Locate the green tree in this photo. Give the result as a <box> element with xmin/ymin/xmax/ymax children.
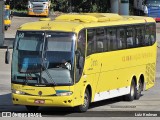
<box><xmin>52</xmin><ymin>0</ymin><xmax>110</xmax><ymax>13</ymax></box>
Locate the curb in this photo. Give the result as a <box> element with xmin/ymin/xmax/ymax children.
<box><xmin>0</xmin><ymin>46</ymin><xmax>8</xmax><ymax>49</ymax></box>
<box><xmin>0</xmin><ymin>46</ymin><xmax>13</xmax><ymax>49</ymax></box>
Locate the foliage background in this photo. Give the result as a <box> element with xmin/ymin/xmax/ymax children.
<box><xmin>8</xmin><ymin>0</ymin><xmax>133</xmax><ymax>14</ymax></box>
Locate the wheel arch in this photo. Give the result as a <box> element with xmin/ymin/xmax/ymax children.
<box><xmin>85</xmin><ymin>84</ymin><xmax>92</xmax><ymax>103</ymax></box>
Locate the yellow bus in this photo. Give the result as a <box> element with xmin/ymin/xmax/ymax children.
<box><xmin>28</xmin><ymin>0</ymin><xmax>50</xmax><ymax>17</ymax></box>
<box><xmin>4</xmin><ymin>5</ymin><xmax>12</xmax><ymax>30</ymax></box>
<box><xmin>5</xmin><ymin>13</ymin><xmax>157</xmax><ymax>112</ymax></box>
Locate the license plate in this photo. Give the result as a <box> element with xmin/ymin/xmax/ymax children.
<box><xmin>34</xmin><ymin>100</ymin><xmax>45</xmax><ymax>104</ymax></box>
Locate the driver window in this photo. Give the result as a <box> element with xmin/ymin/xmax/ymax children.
<box><xmin>77</xmin><ymin>30</ymin><xmax>86</xmax><ymax>57</ymax></box>
<box><xmin>75</xmin><ymin>30</ymin><xmax>86</xmax><ymax>83</ymax></box>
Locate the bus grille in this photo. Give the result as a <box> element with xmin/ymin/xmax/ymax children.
<box><xmin>33</xmin><ymin>4</ymin><xmax>44</xmax><ymax>13</ymax></box>
<box><xmin>148</xmin><ymin>6</ymin><xmax>160</xmax><ymax>18</ymax></box>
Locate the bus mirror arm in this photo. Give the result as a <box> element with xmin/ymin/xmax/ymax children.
<box><xmin>5</xmin><ymin>46</ymin><xmax>11</xmax><ymax>64</ymax></box>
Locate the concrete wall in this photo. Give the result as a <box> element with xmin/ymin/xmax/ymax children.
<box><xmin>0</xmin><ymin>0</ymin><xmax>4</xmax><ymax>46</ymax></box>
<box><xmin>119</xmin><ymin>0</ymin><xmax>129</xmax><ymax>15</ymax></box>
<box><xmin>110</xmin><ymin>0</ymin><xmax>119</xmax><ymax>13</ymax></box>
<box><xmin>110</xmin><ymin>0</ymin><xmax>129</xmax><ymax>15</ymax></box>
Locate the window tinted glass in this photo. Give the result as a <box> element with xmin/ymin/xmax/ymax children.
<box><xmin>135</xmin><ymin>26</ymin><xmax>144</xmax><ymax>47</ymax></box>
<box><xmin>76</xmin><ymin>30</ymin><xmax>86</xmax><ymax>83</ymax></box>
<box><xmin>117</xmin><ymin>28</ymin><xmax>126</xmax><ymax>49</ymax></box>
<box><xmin>78</xmin><ymin>30</ymin><xmax>86</xmax><ymax>57</ymax></box>
<box><xmin>150</xmin><ymin>24</ymin><xmax>156</xmax><ymax>45</ymax></box>
<box><xmin>96</xmin><ymin>28</ymin><xmax>105</xmax><ymax>53</ymax></box>
<box><xmin>127</xmin><ymin>28</ymin><xmax>135</xmax><ymax>48</ymax></box>
<box><xmin>86</xmin><ymin>23</ymin><xmax>156</xmax><ymax>56</ymax></box>
<box><xmin>145</xmin><ymin>24</ymin><xmax>156</xmax><ymax>45</ymax></box>
<box><xmin>87</xmin><ymin>29</ymin><xmax>96</xmax><ymax>56</ymax></box>
<box><xmin>107</xmin><ymin>28</ymin><xmax>117</xmax><ymax>51</ymax></box>
<box><xmin>145</xmin><ymin>25</ymin><xmax>151</xmax><ymax>46</ymax></box>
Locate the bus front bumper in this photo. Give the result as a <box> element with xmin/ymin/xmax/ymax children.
<box><xmin>4</xmin><ymin>20</ymin><xmax>11</xmax><ymax>26</ymax></box>
<box><xmin>28</xmin><ymin>10</ymin><xmax>48</xmax><ymax>16</ymax></box>
<box><xmin>12</xmin><ymin>93</ymin><xmax>74</xmax><ymax>107</ymax></box>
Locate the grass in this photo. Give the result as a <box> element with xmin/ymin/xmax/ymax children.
<box><xmin>12</xmin><ymin>9</ymin><xmax>27</xmax><ymax>14</ymax></box>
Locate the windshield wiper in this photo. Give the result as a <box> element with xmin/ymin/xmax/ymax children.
<box><xmin>41</xmin><ymin>63</ymin><xmax>57</xmax><ymax>86</ymax></box>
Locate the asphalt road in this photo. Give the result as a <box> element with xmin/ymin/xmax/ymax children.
<box><xmin>0</xmin><ymin>15</ymin><xmax>160</xmax><ymax>119</ymax></box>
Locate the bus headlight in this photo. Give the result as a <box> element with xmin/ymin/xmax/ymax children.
<box><xmin>12</xmin><ymin>89</ymin><xmax>25</xmax><ymax>95</ymax></box>
<box><xmin>56</xmin><ymin>91</ymin><xmax>73</xmax><ymax>96</ymax></box>
<box><xmin>45</xmin><ymin>5</ymin><xmax>48</xmax><ymax>9</ymax></box>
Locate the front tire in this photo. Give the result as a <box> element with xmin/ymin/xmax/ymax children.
<box><xmin>124</xmin><ymin>80</ymin><xmax>136</xmax><ymax>101</ymax></box>
<box><xmin>5</xmin><ymin>26</ymin><xmax>8</xmax><ymax>31</ymax></box>
<box><xmin>25</xmin><ymin>105</ymin><xmax>39</xmax><ymax>111</ymax></box>
<box><xmin>76</xmin><ymin>89</ymin><xmax>90</xmax><ymax>112</ymax></box>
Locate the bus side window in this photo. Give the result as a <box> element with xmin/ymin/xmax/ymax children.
<box><xmin>135</xmin><ymin>26</ymin><xmax>145</xmax><ymax>47</ymax></box>
<box><xmin>76</xmin><ymin>30</ymin><xmax>86</xmax><ymax>83</ymax></box>
<box><xmin>144</xmin><ymin>25</ymin><xmax>151</xmax><ymax>46</ymax></box>
<box><xmin>127</xmin><ymin>28</ymin><xmax>135</xmax><ymax>48</ymax></box>
<box><xmin>117</xmin><ymin>28</ymin><xmax>126</xmax><ymax>49</ymax></box>
<box><xmin>107</xmin><ymin>28</ymin><xmax>117</xmax><ymax>51</ymax></box>
<box><xmin>77</xmin><ymin>30</ymin><xmax>86</xmax><ymax>57</ymax></box>
<box><xmin>87</xmin><ymin>29</ymin><xmax>96</xmax><ymax>56</ymax></box>
<box><xmin>150</xmin><ymin>24</ymin><xmax>156</xmax><ymax>45</ymax></box>
<box><xmin>96</xmin><ymin>28</ymin><xmax>105</xmax><ymax>53</ymax></box>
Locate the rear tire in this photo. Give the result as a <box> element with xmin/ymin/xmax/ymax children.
<box><xmin>135</xmin><ymin>81</ymin><xmax>143</xmax><ymax>100</ymax></box>
<box><xmin>124</xmin><ymin>80</ymin><xmax>136</xmax><ymax>101</ymax></box>
<box><xmin>25</xmin><ymin>105</ymin><xmax>39</xmax><ymax>111</ymax></box>
<box><xmin>75</xmin><ymin>89</ymin><xmax>90</xmax><ymax>112</ymax></box>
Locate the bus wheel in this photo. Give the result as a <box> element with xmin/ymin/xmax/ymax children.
<box><xmin>5</xmin><ymin>26</ymin><xmax>8</xmax><ymax>31</ymax></box>
<box><xmin>135</xmin><ymin>81</ymin><xmax>143</xmax><ymax>100</ymax></box>
<box><xmin>76</xmin><ymin>89</ymin><xmax>90</xmax><ymax>112</ymax></box>
<box><xmin>124</xmin><ymin>80</ymin><xmax>136</xmax><ymax>101</ymax></box>
<box><xmin>25</xmin><ymin>105</ymin><xmax>39</xmax><ymax>111</ymax></box>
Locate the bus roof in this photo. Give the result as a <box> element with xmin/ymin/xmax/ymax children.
<box><xmin>5</xmin><ymin>5</ymin><xmax>10</xmax><ymax>10</ymax></box>
<box><xmin>18</xmin><ymin>13</ymin><xmax>155</xmax><ymax>32</ymax></box>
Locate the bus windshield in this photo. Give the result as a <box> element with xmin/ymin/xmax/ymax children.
<box><xmin>12</xmin><ymin>31</ymin><xmax>75</xmax><ymax>86</ymax></box>
<box><xmin>4</xmin><ymin>10</ymin><xmax>10</xmax><ymax>20</ymax></box>
<box><xmin>146</xmin><ymin>0</ymin><xmax>160</xmax><ymax>5</ymax></box>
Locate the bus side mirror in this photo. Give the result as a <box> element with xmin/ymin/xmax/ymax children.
<box><xmin>5</xmin><ymin>47</ymin><xmax>10</xmax><ymax>64</ymax></box>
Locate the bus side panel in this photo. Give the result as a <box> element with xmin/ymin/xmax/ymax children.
<box><xmin>89</xmin><ymin>45</ymin><xmax>156</xmax><ymax>102</ymax></box>
<box><xmin>93</xmin><ymin>51</ymin><xmax>131</xmax><ymax>102</ymax></box>
<box><xmin>94</xmin><ymin>66</ymin><xmax>147</xmax><ymax>102</ymax></box>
